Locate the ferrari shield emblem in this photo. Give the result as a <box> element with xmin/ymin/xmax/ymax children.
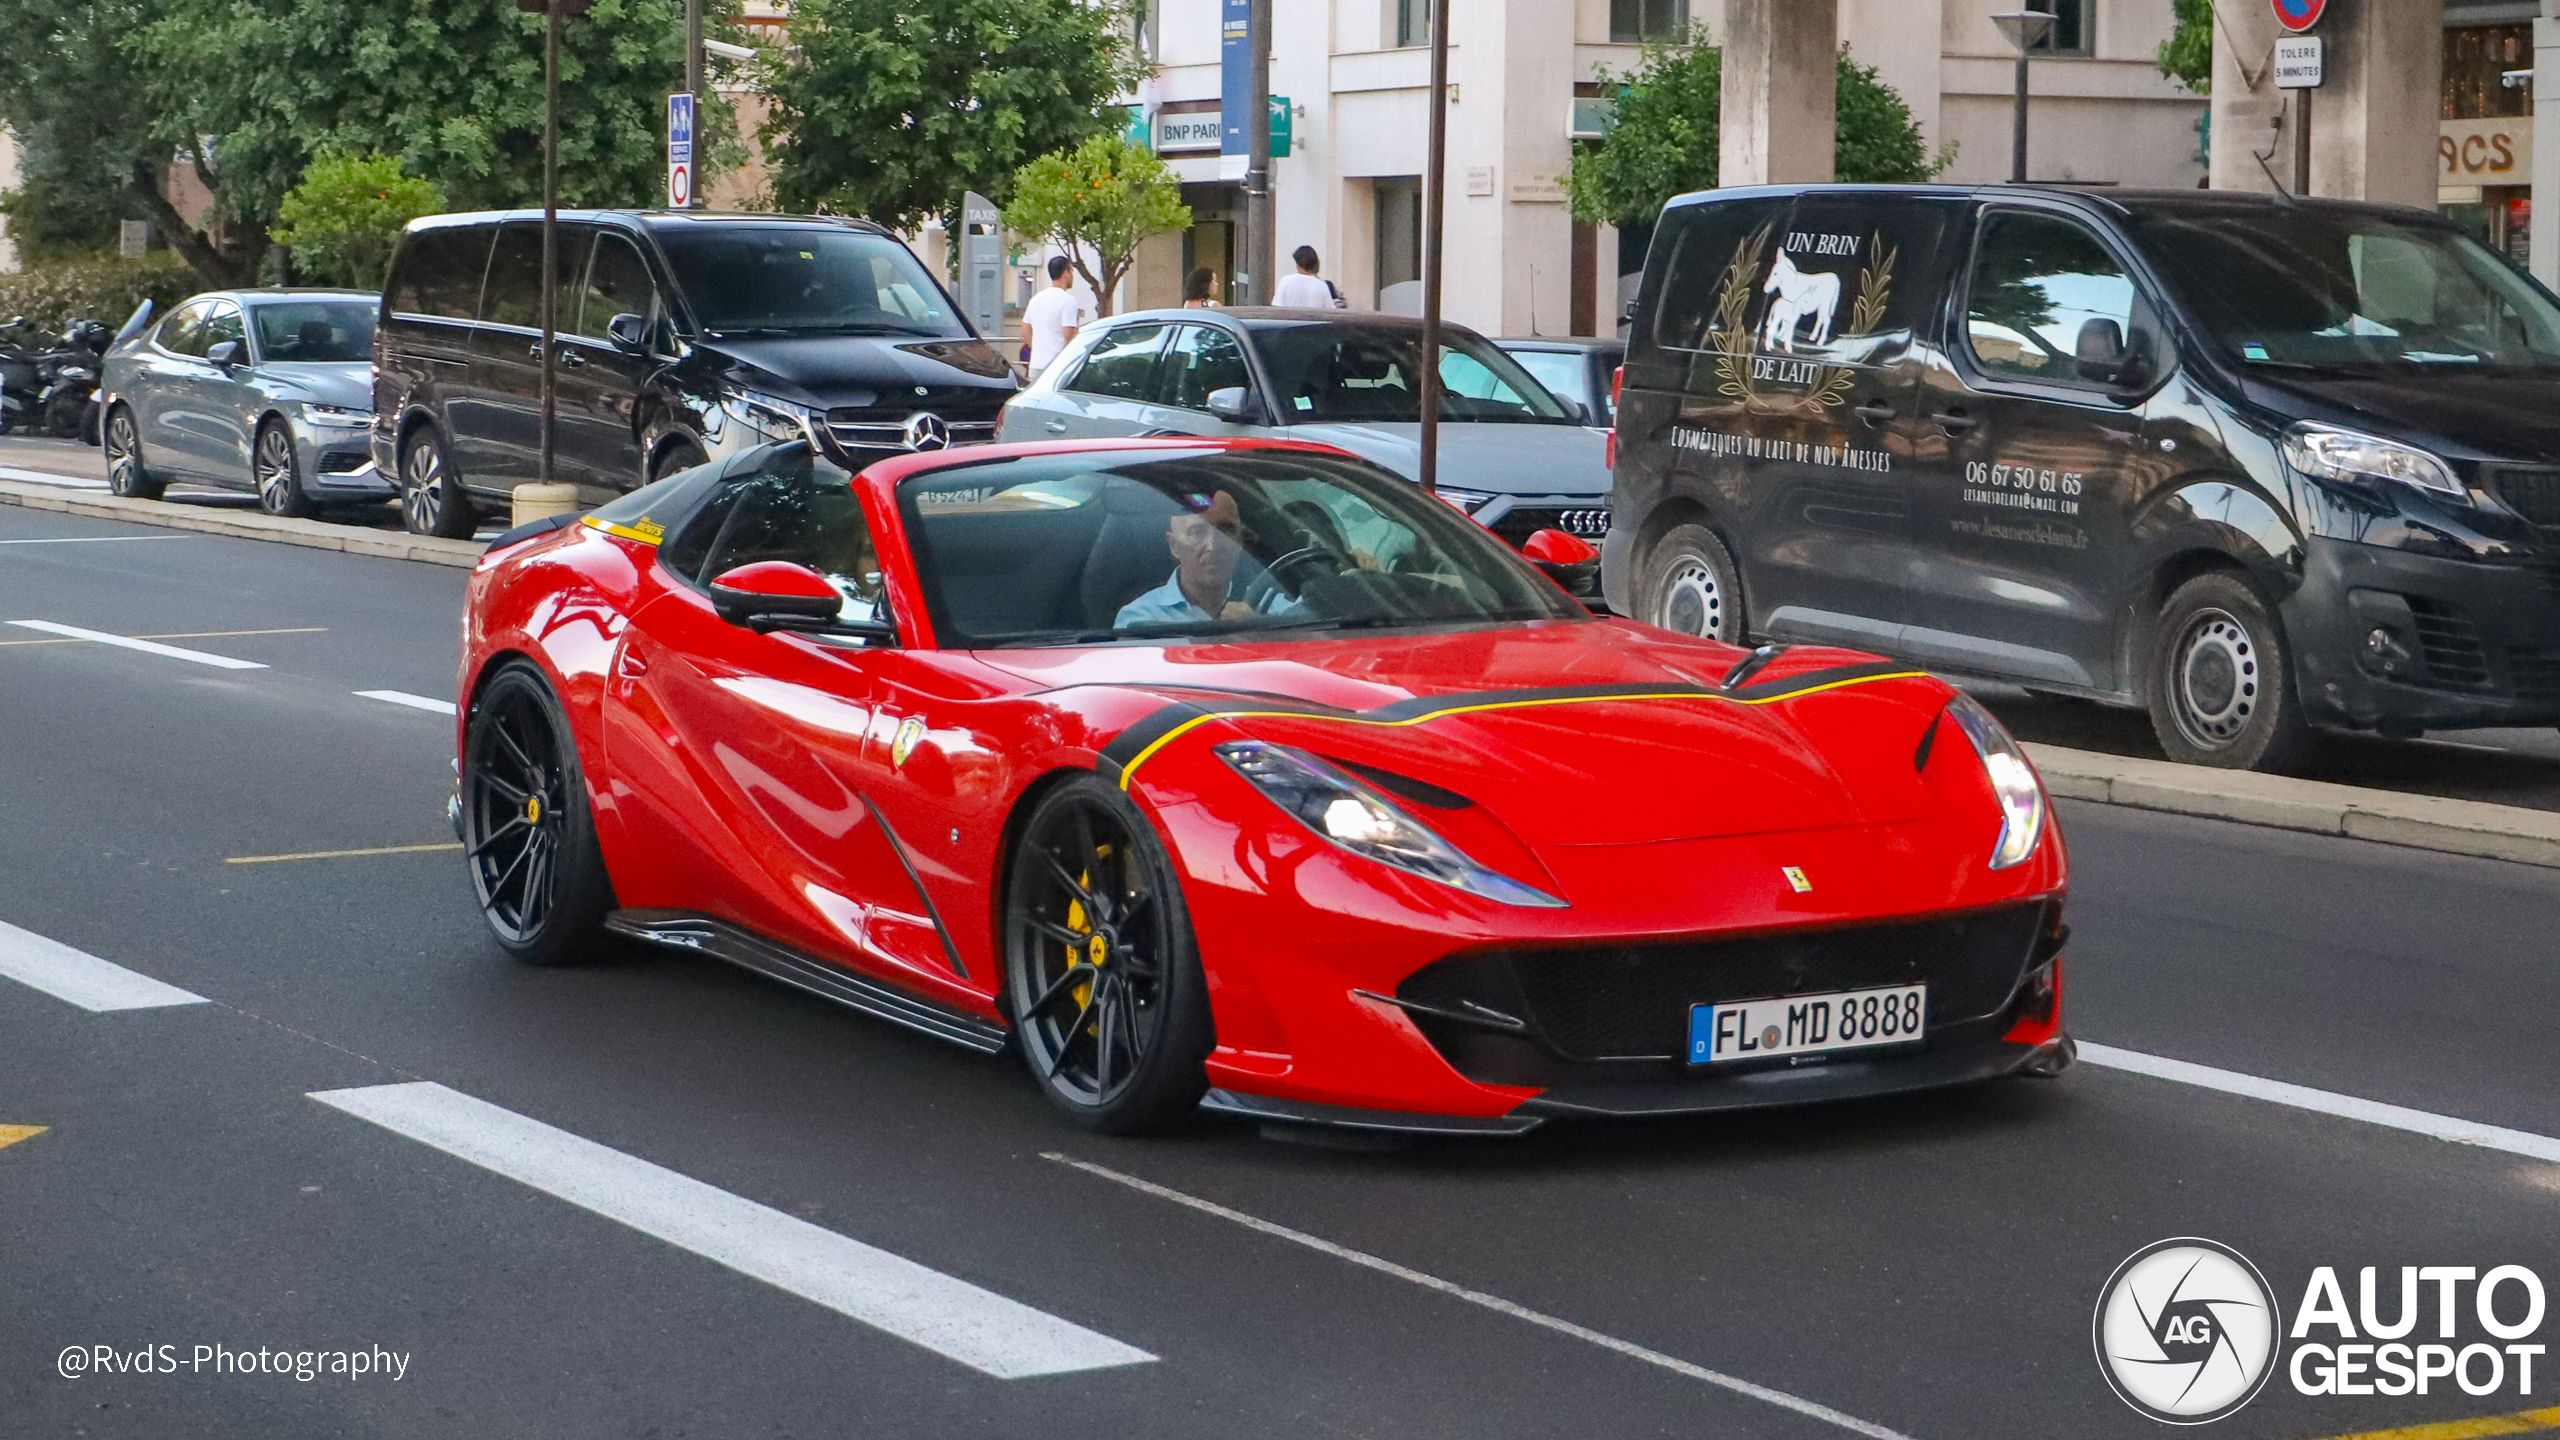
<box><xmin>1782</xmin><ymin>866</ymin><xmax>1812</xmax><ymax>893</ymax></box>
<box><xmin>890</xmin><ymin>716</ymin><xmax>927</xmax><ymax>769</ymax></box>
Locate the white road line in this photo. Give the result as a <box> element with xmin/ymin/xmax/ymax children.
<box><xmin>0</xmin><ymin>535</ymin><xmax>190</xmax><ymax>545</ymax></box>
<box><xmin>0</xmin><ymin>920</ymin><xmax>208</xmax><ymax>1012</ymax></box>
<box><xmin>1045</xmin><ymin>1153</ymin><xmax>1920</xmax><ymax>1440</ymax></box>
<box><xmin>354</xmin><ymin>690</ymin><xmax>457</xmax><ymax>716</ymax></box>
<box><xmin>0</xmin><ymin>466</ymin><xmax>107</xmax><ymax>489</ymax></box>
<box><xmin>2078</xmin><ymin>1042</ymin><xmax>2560</xmax><ymax>1165</ymax></box>
<box><xmin>311</xmin><ymin>1083</ymin><xmax>1155</xmax><ymax>1379</ymax></box>
<box><xmin>4</xmin><ymin>620</ymin><xmax>266</xmax><ymax>670</ymax></box>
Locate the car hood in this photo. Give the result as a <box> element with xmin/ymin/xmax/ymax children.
<box><xmin>1279</xmin><ymin>421</ymin><xmax>1611</xmax><ymax>498</ymax></box>
<box><xmin>2246</xmin><ymin>369</ymin><xmax>2560</xmax><ymax>463</ymax></box>
<box><xmin>259</xmin><ymin>361</ymin><xmax>373</xmax><ymax>409</ymax></box>
<box><xmin>984</xmin><ymin>620</ymin><xmax>1950</xmax><ymax>845</ymax></box>
<box><xmin>692</xmin><ymin>334</ymin><xmax>1018</xmax><ymax>413</ymax></box>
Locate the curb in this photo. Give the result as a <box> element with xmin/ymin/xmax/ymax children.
<box><xmin>0</xmin><ymin>479</ymin><xmax>482</xmax><ymax>569</ymax></box>
<box><xmin>2027</xmin><ymin>742</ymin><xmax>2560</xmax><ymax>871</ymax></box>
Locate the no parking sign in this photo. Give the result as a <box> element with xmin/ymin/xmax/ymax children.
<box><xmin>2272</xmin><ymin>0</ymin><xmax>2324</xmax><ymax>33</ymax></box>
<box><xmin>667</xmin><ymin>91</ymin><xmax>695</xmax><ymax>209</ymax></box>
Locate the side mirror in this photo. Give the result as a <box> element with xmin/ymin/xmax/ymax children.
<box><xmin>1558</xmin><ymin>398</ymin><xmax>1590</xmax><ymax>425</ymax></box>
<box><xmin>607</xmin><ymin>312</ymin><xmax>649</xmax><ymax>354</ymax></box>
<box><xmin>206</xmin><ymin>340</ymin><xmax>244</xmax><ymax>369</ymax></box>
<box><xmin>2073</xmin><ymin>318</ymin><xmax>2128</xmax><ymax>384</ymax></box>
<box><xmin>1205</xmin><ymin>386</ymin><xmax>1260</xmax><ymax>425</ymax></box>
<box><xmin>708</xmin><ymin>560</ymin><xmax>895</xmax><ymax>641</ymax></box>
<box><xmin>1521</xmin><ymin>527</ymin><xmax>1601</xmax><ymax>592</ymax></box>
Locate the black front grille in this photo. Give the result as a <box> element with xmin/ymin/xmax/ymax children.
<box><xmin>2490</xmin><ymin>466</ymin><xmax>2560</xmax><ymax>529</ymax></box>
<box><xmin>2406</xmin><ymin>597</ymin><xmax>2492</xmax><ymax>689</ymax></box>
<box><xmin>1488</xmin><ymin>505</ymin><xmax>1610</xmax><ymax>547</ymax></box>
<box><xmin>1399</xmin><ymin>904</ymin><xmax>2049</xmax><ymax>1063</ymax></box>
<box><xmin>2512</xmin><ymin>649</ymin><xmax>2560</xmax><ymax>704</ymax></box>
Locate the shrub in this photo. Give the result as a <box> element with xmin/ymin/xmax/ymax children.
<box><xmin>0</xmin><ymin>253</ymin><xmax>198</xmax><ymax>337</ymax></box>
<box><xmin>273</xmin><ymin>155</ymin><xmax>444</xmax><ymax>291</ymax></box>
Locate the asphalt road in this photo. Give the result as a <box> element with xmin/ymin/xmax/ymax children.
<box><xmin>3</xmin><ymin>501</ymin><xmax>2558</xmax><ymax>1440</ymax></box>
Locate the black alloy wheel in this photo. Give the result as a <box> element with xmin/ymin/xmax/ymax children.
<box><xmin>1643</xmin><ymin>523</ymin><xmax>1743</xmax><ymax>641</ymax></box>
<box><xmin>103</xmin><ymin>405</ymin><xmax>164</xmax><ymax>500</ymax></box>
<box><xmin>1003</xmin><ymin>777</ymin><xmax>1212</xmax><ymax>1133</ymax></box>
<box><xmin>2147</xmin><ymin>570</ymin><xmax>2312</xmax><ymax>771</ymax></box>
<box><xmin>253</xmin><ymin>420</ymin><xmax>313</xmax><ymax>518</ymax></box>
<box><xmin>462</xmin><ymin>662</ymin><xmax>615</xmax><ymax>965</ymax></box>
<box><xmin>400</xmin><ymin>429</ymin><xmax>476</xmax><ymax>538</ymax></box>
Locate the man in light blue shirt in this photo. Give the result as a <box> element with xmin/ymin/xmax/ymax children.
<box><xmin>1115</xmin><ymin>491</ymin><xmax>1307</xmax><ymax>628</ymax></box>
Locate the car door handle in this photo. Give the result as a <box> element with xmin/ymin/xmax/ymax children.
<box><xmin>1931</xmin><ymin>407</ymin><xmax>1978</xmax><ymax>435</ymax></box>
<box><xmin>1852</xmin><ymin>397</ymin><xmax>1895</xmax><ymax>426</ymax></box>
<box><xmin>1043</xmin><ymin>420</ymin><xmax>1068</xmax><ymax>435</ymax></box>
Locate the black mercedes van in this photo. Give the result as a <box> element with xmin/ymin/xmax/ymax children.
<box><xmin>372</xmin><ymin>209</ymin><xmax>1016</xmax><ymax>537</ymax></box>
<box><xmin>1605</xmin><ymin>184</ymin><xmax>2560</xmax><ymax>769</ymax></box>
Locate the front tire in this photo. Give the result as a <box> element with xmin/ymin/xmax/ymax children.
<box><xmin>1003</xmin><ymin>776</ymin><xmax>1212</xmax><ymax>1133</ymax></box>
<box><xmin>462</xmin><ymin>661</ymin><xmax>616</xmax><ymax>966</ymax></box>
<box><xmin>650</xmin><ymin>438</ymin><xmax>709</xmax><ymax>485</ymax></box>
<box><xmin>103</xmin><ymin>405</ymin><xmax>164</xmax><ymax>500</ymax></box>
<box><xmin>1641</xmin><ymin>523</ymin><xmax>1744</xmax><ymax>641</ymax></box>
<box><xmin>2146</xmin><ymin>571</ymin><xmax>2312</xmax><ymax>771</ymax></box>
<box><xmin>400</xmin><ymin>428</ymin><xmax>476</xmax><ymax>538</ymax></box>
<box><xmin>253</xmin><ymin>420</ymin><xmax>313</xmax><ymax>518</ymax></box>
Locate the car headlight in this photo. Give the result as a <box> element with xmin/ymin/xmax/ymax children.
<box><xmin>1941</xmin><ymin>693</ymin><xmax>2046</xmax><ymax>870</ymax></box>
<box><xmin>722</xmin><ymin>390</ymin><xmax>816</xmax><ymax>438</ymax></box>
<box><xmin>2281</xmin><ymin>422</ymin><xmax>2464</xmax><ymax>499</ymax></box>
<box><xmin>301</xmin><ymin>402</ymin><xmax>369</xmax><ymax>426</ymax></box>
<box><xmin>1435</xmin><ymin>487</ymin><xmax>1497</xmax><ymax>515</ymax></box>
<box><xmin>1215</xmin><ymin>741</ymin><xmax>1565</xmax><ymax>908</ymax></box>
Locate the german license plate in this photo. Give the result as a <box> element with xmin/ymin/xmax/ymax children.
<box><xmin>1688</xmin><ymin>984</ymin><xmax>1927</xmax><ymax>1065</ymax></box>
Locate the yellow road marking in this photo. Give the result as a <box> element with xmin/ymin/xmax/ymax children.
<box><xmin>0</xmin><ymin>626</ymin><xmax>326</xmax><ymax>649</ymax></box>
<box><xmin>226</xmin><ymin>842</ymin><xmax>464</xmax><ymax>865</ymax></box>
<box><xmin>1114</xmin><ymin>671</ymin><xmax>1929</xmax><ymax>789</ymax></box>
<box><xmin>2305</xmin><ymin>1406</ymin><xmax>2560</xmax><ymax>1440</ymax></box>
<box><xmin>0</xmin><ymin>1124</ymin><xmax>48</xmax><ymax>1151</ymax></box>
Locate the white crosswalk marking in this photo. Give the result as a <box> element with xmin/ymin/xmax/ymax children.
<box><xmin>311</xmin><ymin>1082</ymin><xmax>1156</xmax><ymax>1379</ymax></box>
<box><xmin>5</xmin><ymin>620</ymin><xmax>265</xmax><ymax>670</ymax></box>
<box><xmin>0</xmin><ymin>921</ymin><xmax>208</xmax><ymax>1011</ymax></box>
<box><xmin>354</xmin><ymin>690</ymin><xmax>457</xmax><ymax>716</ymax></box>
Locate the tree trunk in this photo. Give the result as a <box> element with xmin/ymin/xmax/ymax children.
<box><xmin>123</xmin><ymin>161</ymin><xmax>267</xmax><ymax>288</ymax></box>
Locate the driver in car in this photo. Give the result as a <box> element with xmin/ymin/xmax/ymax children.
<box><xmin>1115</xmin><ymin>491</ymin><xmax>1310</xmax><ymax>628</ymax></box>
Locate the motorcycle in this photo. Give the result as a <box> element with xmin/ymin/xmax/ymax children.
<box><xmin>0</xmin><ymin>317</ymin><xmax>39</xmax><ymax>437</ymax></box>
<box><xmin>35</xmin><ymin>317</ymin><xmax>112</xmax><ymax>443</ymax></box>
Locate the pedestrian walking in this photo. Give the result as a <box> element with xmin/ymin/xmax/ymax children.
<box><xmin>1272</xmin><ymin>246</ymin><xmax>1344</xmax><ymax>309</ymax></box>
<box><xmin>1021</xmin><ymin>257</ymin><xmax>1085</xmax><ymax>379</ymax></box>
<box><xmin>1182</xmin><ymin>268</ymin><xmax>1220</xmax><ymax>308</ymax></box>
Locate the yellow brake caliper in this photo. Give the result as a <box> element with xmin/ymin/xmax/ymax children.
<box><xmin>1064</xmin><ymin>844</ymin><xmax>1112</xmax><ymax>1032</ymax></box>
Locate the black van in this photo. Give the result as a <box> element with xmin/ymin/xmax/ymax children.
<box><xmin>1605</xmin><ymin>184</ymin><xmax>2560</xmax><ymax>768</ymax></box>
<box><xmin>372</xmin><ymin>209</ymin><xmax>1016</xmax><ymax>537</ymax></box>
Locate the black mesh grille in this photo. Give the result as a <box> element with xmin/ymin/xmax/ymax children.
<box><xmin>2513</xmin><ymin>649</ymin><xmax>2560</xmax><ymax>704</ymax></box>
<box><xmin>316</xmin><ymin>450</ymin><xmax>371</xmax><ymax>473</ymax></box>
<box><xmin>2490</xmin><ymin>466</ymin><xmax>2560</xmax><ymax>528</ymax></box>
<box><xmin>2406</xmin><ymin>597</ymin><xmax>2492</xmax><ymax>689</ymax></box>
<box><xmin>1399</xmin><ymin>904</ymin><xmax>2049</xmax><ymax>1062</ymax></box>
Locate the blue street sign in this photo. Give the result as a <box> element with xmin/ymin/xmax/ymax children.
<box><xmin>667</xmin><ymin>92</ymin><xmax>696</xmax><ymax>163</ymax></box>
<box><xmin>1219</xmin><ymin>0</ymin><xmax>1250</xmax><ymax>158</ymax></box>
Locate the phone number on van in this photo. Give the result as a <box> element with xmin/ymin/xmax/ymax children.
<box><xmin>1963</xmin><ymin>460</ymin><xmax>2083</xmax><ymax>517</ymax></box>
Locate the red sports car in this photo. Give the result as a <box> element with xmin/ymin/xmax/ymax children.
<box><xmin>453</xmin><ymin>431</ymin><xmax>2071</xmax><ymax>1134</ymax></box>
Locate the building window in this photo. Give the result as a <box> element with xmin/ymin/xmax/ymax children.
<box><xmin>2444</xmin><ymin>24</ymin><xmax>2532</xmax><ymax>120</ymax></box>
<box><xmin>1394</xmin><ymin>0</ymin><xmax>1429</xmax><ymax>49</ymax></box>
<box><xmin>1609</xmin><ymin>0</ymin><xmax>1687</xmax><ymax>45</ymax></box>
<box><xmin>2026</xmin><ymin>0</ymin><xmax>2091</xmax><ymax>58</ymax></box>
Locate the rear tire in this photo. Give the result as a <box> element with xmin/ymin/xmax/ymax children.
<box><xmin>462</xmin><ymin>661</ymin><xmax>616</xmax><ymax>966</ymax></box>
<box><xmin>2146</xmin><ymin>571</ymin><xmax>2313</xmax><ymax>771</ymax></box>
<box><xmin>103</xmin><ymin>405</ymin><xmax>164</xmax><ymax>500</ymax></box>
<box><xmin>253</xmin><ymin>420</ymin><xmax>313</xmax><ymax>518</ymax></box>
<box><xmin>1003</xmin><ymin>776</ymin><xmax>1212</xmax><ymax>1134</ymax></box>
<box><xmin>1640</xmin><ymin>523</ymin><xmax>1744</xmax><ymax>642</ymax></box>
<box><xmin>400</xmin><ymin>428</ymin><xmax>476</xmax><ymax>538</ymax></box>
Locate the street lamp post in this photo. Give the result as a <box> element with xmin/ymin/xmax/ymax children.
<box><xmin>518</xmin><ymin>0</ymin><xmax>591</xmax><ymax>485</ymax></box>
<box><xmin>1417</xmin><ymin>0</ymin><xmax>1450</xmax><ymax>496</ymax></box>
<box><xmin>1989</xmin><ymin>11</ymin><xmax>2055</xmax><ymax>184</ymax></box>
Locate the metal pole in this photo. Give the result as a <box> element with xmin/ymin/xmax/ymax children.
<box><xmin>2293</xmin><ymin>87</ymin><xmax>2312</xmax><ymax>194</ymax></box>
<box><xmin>1418</xmin><ymin>0</ymin><xmax>1449</xmax><ymax>495</ymax></box>
<box><xmin>2010</xmin><ymin>52</ymin><xmax>2029</xmax><ymax>183</ymax></box>
<box><xmin>541</xmin><ymin>0</ymin><xmax>561</xmax><ymax>486</ymax></box>
<box><xmin>685</xmin><ymin>0</ymin><xmax>703</xmax><ymax>208</ymax></box>
<box><xmin>1245</xmin><ymin>0</ymin><xmax>1273</xmax><ymax>306</ymax></box>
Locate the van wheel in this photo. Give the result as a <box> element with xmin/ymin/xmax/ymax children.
<box><xmin>2147</xmin><ymin>572</ymin><xmax>2312</xmax><ymax>771</ymax></box>
<box><xmin>1642</xmin><ymin>524</ymin><xmax>1743</xmax><ymax>641</ymax></box>
<box><xmin>650</xmin><ymin>439</ymin><xmax>708</xmax><ymax>485</ymax></box>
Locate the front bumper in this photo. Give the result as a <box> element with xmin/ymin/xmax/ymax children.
<box><xmin>2289</xmin><ymin>536</ymin><xmax>2560</xmax><ymax>730</ymax></box>
<box><xmin>298</xmin><ymin>415</ymin><xmax>392</xmax><ymax>497</ymax></box>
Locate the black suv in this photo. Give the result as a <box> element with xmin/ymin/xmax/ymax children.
<box><xmin>372</xmin><ymin>209</ymin><xmax>1016</xmax><ymax>536</ymax></box>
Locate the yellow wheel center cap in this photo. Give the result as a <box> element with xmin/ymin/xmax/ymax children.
<box><xmin>1087</xmin><ymin>934</ymin><xmax>1108</xmax><ymax>967</ymax></box>
<box><xmin>525</xmin><ymin>796</ymin><xmax>543</xmax><ymax>824</ymax></box>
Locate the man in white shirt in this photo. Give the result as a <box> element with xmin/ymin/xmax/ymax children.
<box><xmin>1271</xmin><ymin>246</ymin><xmax>1343</xmax><ymax>310</ymax></box>
<box><xmin>1020</xmin><ymin>257</ymin><xmax>1084</xmax><ymax>378</ymax></box>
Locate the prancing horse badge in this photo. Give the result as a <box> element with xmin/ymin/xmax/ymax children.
<box><xmin>890</xmin><ymin>716</ymin><xmax>927</xmax><ymax>769</ymax></box>
<box><xmin>1782</xmin><ymin>866</ymin><xmax>1812</xmax><ymax>893</ymax></box>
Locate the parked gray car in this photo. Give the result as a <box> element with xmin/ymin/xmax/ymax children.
<box><xmin>996</xmin><ymin>308</ymin><xmax>1615</xmax><ymax>551</ymax></box>
<box><xmin>101</xmin><ymin>289</ymin><xmax>387</xmax><ymax>516</ymax></box>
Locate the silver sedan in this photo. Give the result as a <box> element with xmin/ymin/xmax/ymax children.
<box><xmin>100</xmin><ymin>289</ymin><xmax>387</xmax><ymax>517</ymax></box>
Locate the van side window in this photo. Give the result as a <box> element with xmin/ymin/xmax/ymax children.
<box><xmin>390</xmin><ymin>227</ymin><xmax>493</xmax><ymax>320</ymax></box>
<box><xmin>576</xmin><ymin>233</ymin><xmax>661</xmax><ymax>339</ymax></box>
<box><xmin>479</xmin><ymin>224</ymin><xmax>582</xmax><ymax>330</ymax></box>
<box><xmin>1964</xmin><ymin>212</ymin><xmax>2138</xmax><ymax>385</ymax></box>
<box><xmin>1065</xmin><ymin>323</ymin><xmax>1170</xmax><ymax>400</ymax></box>
<box><xmin>1640</xmin><ymin>200</ymin><xmax>1792</xmax><ymax>354</ymax></box>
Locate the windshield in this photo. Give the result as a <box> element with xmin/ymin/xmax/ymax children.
<box><xmin>1253</xmin><ymin>324</ymin><xmax>1577</xmax><ymax>424</ymax></box>
<box><xmin>250</xmin><ymin>300</ymin><xmax>376</xmax><ymax>363</ymax></box>
<box><xmin>897</xmin><ymin>450</ymin><xmax>1587</xmax><ymax>647</ymax></box>
<box><xmin>655</xmin><ymin>226</ymin><xmax>968</xmax><ymax>339</ymax></box>
<box><xmin>2131</xmin><ymin>207</ymin><xmax>2560</xmax><ymax>373</ymax></box>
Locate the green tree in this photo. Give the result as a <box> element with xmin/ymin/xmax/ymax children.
<box><xmin>759</xmin><ymin>0</ymin><xmax>1147</xmax><ymax>232</ymax></box>
<box><xmin>1002</xmin><ymin>134</ymin><xmax>1189</xmax><ymax>317</ymax></box>
<box><xmin>2158</xmin><ymin>0</ymin><xmax>2213</xmax><ymax>94</ymax></box>
<box><xmin>0</xmin><ymin>1</ymin><xmax>203</xmax><ymax>269</ymax></box>
<box><xmin>1567</xmin><ymin>35</ymin><xmax>1956</xmax><ymax>228</ymax></box>
<box><xmin>272</xmin><ymin>155</ymin><xmax>446</xmax><ymax>289</ymax></box>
